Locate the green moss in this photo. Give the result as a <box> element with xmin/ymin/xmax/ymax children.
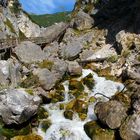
<box><xmin>25</xmin><ymin>89</ymin><xmax>34</xmax><ymax>95</ymax></box>
<box><xmin>48</xmin><ymin>90</ymin><xmax>65</xmax><ymax>103</ymax></box>
<box><xmin>107</xmin><ymin>55</ymin><xmax>119</xmax><ymax>63</ymax></box>
<box><xmin>0</xmin><ymin>120</ymin><xmax>31</xmax><ymax>139</ymax></box>
<box><xmin>12</xmin><ymin>134</ymin><xmax>43</xmax><ymax>140</ymax></box>
<box><xmin>37</xmin><ymin>107</ymin><xmax>49</xmax><ymax>120</ymax></box>
<box><xmin>64</xmin><ymin>110</ymin><xmax>73</xmax><ymax>120</ymax></box>
<box><xmin>38</xmin><ymin>60</ymin><xmax>54</xmax><ymax>70</ymax></box>
<box><xmin>20</xmin><ymin>73</ymin><xmax>39</xmax><ymax>88</ymax></box>
<box><xmin>40</xmin><ymin>120</ymin><xmax>51</xmax><ymax>133</ymax></box>
<box><xmin>82</xmin><ymin>73</ymin><xmax>95</xmax><ymax>90</ymax></box>
<box><xmin>69</xmin><ymin>90</ymin><xmax>85</xmax><ymax>98</ymax></box>
<box><xmin>122</xmin><ymin>50</ymin><xmax>130</xmax><ymax>58</ymax></box>
<box><xmin>89</xmin><ymin>96</ymin><xmax>96</xmax><ymax>103</ymax></box>
<box><xmin>69</xmin><ymin>80</ymin><xmax>84</xmax><ymax>91</ymax></box>
<box><xmin>137</xmin><ymin>55</ymin><xmax>140</xmax><ymax>61</ymax></box>
<box><xmin>4</xmin><ymin>18</ymin><xmax>16</xmax><ymax>34</ymax></box>
<box><xmin>10</xmin><ymin>0</ymin><xmax>21</xmax><ymax>14</ymax></box>
<box><xmin>84</xmin><ymin>121</ymin><xmax>115</xmax><ymax>140</ymax></box>
<box><xmin>18</xmin><ymin>30</ymin><xmax>27</xmax><ymax>40</ymax></box>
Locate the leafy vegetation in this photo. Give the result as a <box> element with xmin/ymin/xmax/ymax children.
<box><xmin>28</xmin><ymin>12</ymin><xmax>71</xmax><ymax>27</ymax></box>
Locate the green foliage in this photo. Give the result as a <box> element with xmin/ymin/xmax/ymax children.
<box><xmin>10</xmin><ymin>0</ymin><xmax>21</xmax><ymax>14</ymax></box>
<box><xmin>4</xmin><ymin>18</ymin><xmax>16</xmax><ymax>34</ymax></box>
<box><xmin>28</xmin><ymin>12</ymin><xmax>71</xmax><ymax>27</ymax></box>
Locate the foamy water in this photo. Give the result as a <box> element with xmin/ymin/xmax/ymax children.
<box><xmin>38</xmin><ymin>69</ymin><xmax>125</xmax><ymax>140</ymax></box>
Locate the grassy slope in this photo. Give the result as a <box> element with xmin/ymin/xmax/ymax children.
<box><xmin>28</xmin><ymin>12</ymin><xmax>71</xmax><ymax>27</ymax></box>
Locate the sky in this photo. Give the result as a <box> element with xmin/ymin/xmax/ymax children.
<box><xmin>19</xmin><ymin>0</ymin><xmax>76</xmax><ymax>15</ymax></box>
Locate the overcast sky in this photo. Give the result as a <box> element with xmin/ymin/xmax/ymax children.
<box><xmin>19</xmin><ymin>0</ymin><xmax>76</xmax><ymax>15</ymax></box>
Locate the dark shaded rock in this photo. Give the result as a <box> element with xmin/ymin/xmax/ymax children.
<box><xmin>131</xmin><ymin>91</ymin><xmax>140</xmax><ymax>113</ymax></box>
<box><xmin>0</xmin><ymin>89</ymin><xmax>41</xmax><ymax>125</ymax></box>
<box><xmin>14</xmin><ymin>41</ymin><xmax>45</xmax><ymax>63</ymax></box>
<box><xmin>120</xmin><ymin>113</ymin><xmax>140</xmax><ymax>140</ymax></box>
<box><xmin>84</xmin><ymin>121</ymin><xmax>115</xmax><ymax>140</ymax></box>
<box><xmin>95</xmin><ymin>100</ymin><xmax>128</xmax><ymax>129</ymax></box>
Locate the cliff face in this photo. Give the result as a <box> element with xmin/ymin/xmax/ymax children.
<box><xmin>0</xmin><ymin>0</ymin><xmax>44</xmax><ymax>39</ymax></box>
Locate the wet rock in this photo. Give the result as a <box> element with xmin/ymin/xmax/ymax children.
<box><xmin>69</xmin><ymin>80</ymin><xmax>84</xmax><ymax>91</ymax></box>
<box><xmin>66</xmin><ymin>99</ymin><xmax>88</xmax><ymax>120</ymax></box>
<box><xmin>84</xmin><ymin>121</ymin><xmax>115</xmax><ymax>140</ymax></box>
<box><xmin>37</xmin><ymin>107</ymin><xmax>49</xmax><ymax>120</ymax></box>
<box><xmin>64</xmin><ymin>110</ymin><xmax>74</xmax><ymax>120</ymax></box>
<box><xmin>68</xmin><ymin>61</ymin><xmax>82</xmax><ymax>76</ymax></box>
<box><xmin>59</xmin><ymin>41</ymin><xmax>83</xmax><ymax>60</ymax></box>
<box><xmin>14</xmin><ymin>41</ymin><xmax>45</xmax><ymax>63</ymax></box>
<box><xmin>34</xmin><ymin>68</ymin><xmax>58</xmax><ymax>91</ymax></box>
<box><xmin>120</xmin><ymin>113</ymin><xmax>140</xmax><ymax>140</ymax></box>
<box><xmin>73</xmin><ymin>11</ymin><xmax>94</xmax><ymax>31</ymax></box>
<box><xmin>0</xmin><ymin>88</ymin><xmax>41</xmax><ymax>125</ymax></box>
<box><xmin>11</xmin><ymin>134</ymin><xmax>43</xmax><ymax>140</ymax></box>
<box><xmin>95</xmin><ymin>100</ymin><xmax>128</xmax><ymax>129</ymax></box>
<box><xmin>47</xmin><ymin>89</ymin><xmax>65</xmax><ymax>103</ymax></box>
<box><xmin>39</xmin><ymin>119</ymin><xmax>52</xmax><ymax>133</ymax></box>
<box><xmin>82</xmin><ymin>73</ymin><xmax>95</xmax><ymax>90</ymax></box>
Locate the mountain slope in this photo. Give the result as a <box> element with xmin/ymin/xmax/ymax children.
<box><xmin>29</xmin><ymin>12</ymin><xmax>71</xmax><ymax>27</ymax></box>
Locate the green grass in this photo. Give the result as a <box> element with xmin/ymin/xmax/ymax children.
<box><xmin>28</xmin><ymin>12</ymin><xmax>71</xmax><ymax>27</ymax></box>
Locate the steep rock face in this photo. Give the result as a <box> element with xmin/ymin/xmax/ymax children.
<box><xmin>0</xmin><ymin>0</ymin><xmax>44</xmax><ymax>39</ymax></box>
<box><xmin>17</xmin><ymin>12</ymin><xmax>44</xmax><ymax>37</ymax></box>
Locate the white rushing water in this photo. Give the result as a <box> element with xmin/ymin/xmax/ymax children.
<box><xmin>38</xmin><ymin>69</ymin><xmax>125</xmax><ymax>140</ymax></box>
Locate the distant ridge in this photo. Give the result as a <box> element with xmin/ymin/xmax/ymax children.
<box><xmin>28</xmin><ymin>11</ymin><xmax>71</xmax><ymax>27</ymax></box>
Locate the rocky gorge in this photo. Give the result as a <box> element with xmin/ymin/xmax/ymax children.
<box><xmin>0</xmin><ymin>0</ymin><xmax>140</xmax><ymax>140</ymax></box>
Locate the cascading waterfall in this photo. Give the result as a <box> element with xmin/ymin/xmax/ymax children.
<box><xmin>38</xmin><ymin>69</ymin><xmax>125</xmax><ymax>140</ymax></box>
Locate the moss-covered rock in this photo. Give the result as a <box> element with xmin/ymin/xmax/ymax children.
<box><xmin>69</xmin><ymin>80</ymin><xmax>84</xmax><ymax>91</ymax></box>
<box><xmin>39</xmin><ymin>120</ymin><xmax>51</xmax><ymax>133</ymax></box>
<box><xmin>0</xmin><ymin>120</ymin><xmax>31</xmax><ymax>139</ymax></box>
<box><xmin>66</xmin><ymin>99</ymin><xmax>88</xmax><ymax>120</ymax></box>
<box><xmin>20</xmin><ymin>73</ymin><xmax>39</xmax><ymax>88</ymax></box>
<box><xmin>37</xmin><ymin>107</ymin><xmax>49</xmax><ymax>120</ymax></box>
<box><xmin>84</xmin><ymin>121</ymin><xmax>115</xmax><ymax>140</ymax></box>
<box><xmin>11</xmin><ymin>134</ymin><xmax>43</xmax><ymax>140</ymax></box>
<box><xmin>48</xmin><ymin>89</ymin><xmax>65</xmax><ymax>103</ymax></box>
<box><xmin>107</xmin><ymin>55</ymin><xmax>119</xmax><ymax>63</ymax></box>
<box><xmin>38</xmin><ymin>60</ymin><xmax>54</xmax><ymax>71</ymax></box>
<box><xmin>63</xmin><ymin>110</ymin><xmax>74</xmax><ymax>120</ymax></box>
<box><xmin>82</xmin><ymin>73</ymin><xmax>95</xmax><ymax>90</ymax></box>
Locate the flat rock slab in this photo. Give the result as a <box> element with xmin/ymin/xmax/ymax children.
<box><xmin>0</xmin><ymin>88</ymin><xmax>41</xmax><ymax>125</ymax></box>
<box><xmin>14</xmin><ymin>41</ymin><xmax>45</xmax><ymax>63</ymax></box>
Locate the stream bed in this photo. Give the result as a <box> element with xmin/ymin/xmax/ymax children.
<box><xmin>37</xmin><ymin>69</ymin><xmax>124</xmax><ymax>140</ymax></box>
